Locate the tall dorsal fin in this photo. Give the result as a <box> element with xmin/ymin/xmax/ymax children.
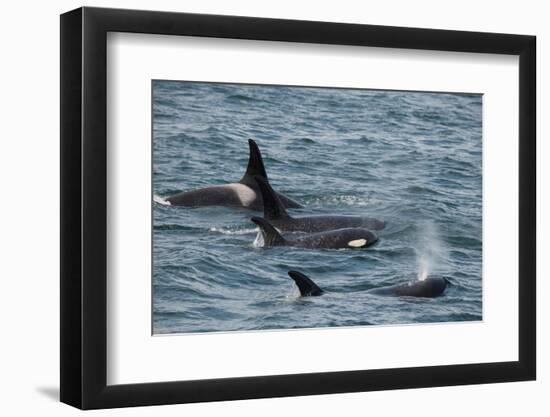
<box><xmin>250</xmin><ymin>217</ymin><xmax>285</xmax><ymax>246</ymax></box>
<box><xmin>287</xmin><ymin>271</ymin><xmax>324</xmax><ymax>297</ymax></box>
<box><xmin>254</xmin><ymin>176</ymin><xmax>290</xmax><ymax>221</ymax></box>
<box><xmin>240</xmin><ymin>139</ymin><xmax>268</xmax><ymax>185</ymax></box>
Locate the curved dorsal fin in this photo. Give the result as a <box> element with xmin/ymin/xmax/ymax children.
<box><xmin>287</xmin><ymin>271</ymin><xmax>324</xmax><ymax>296</ymax></box>
<box><xmin>250</xmin><ymin>217</ymin><xmax>285</xmax><ymax>246</ymax></box>
<box><xmin>254</xmin><ymin>176</ymin><xmax>290</xmax><ymax>221</ymax></box>
<box><xmin>240</xmin><ymin>139</ymin><xmax>268</xmax><ymax>185</ymax></box>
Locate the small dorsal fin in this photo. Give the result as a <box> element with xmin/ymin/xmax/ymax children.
<box><xmin>287</xmin><ymin>271</ymin><xmax>324</xmax><ymax>297</ymax></box>
<box><xmin>240</xmin><ymin>139</ymin><xmax>268</xmax><ymax>185</ymax></box>
<box><xmin>250</xmin><ymin>217</ymin><xmax>285</xmax><ymax>246</ymax></box>
<box><xmin>254</xmin><ymin>176</ymin><xmax>290</xmax><ymax>221</ymax></box>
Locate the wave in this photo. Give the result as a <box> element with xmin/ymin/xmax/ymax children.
<box><xmin>209</xmin><ymin>227</ymin><xmax>258</xmax><ymax>236</ymax></box>
<box><xmin>225</xmin><ymin>94</ymin><xmax>264</xmax><ymax>103</ymax></box>
<box><xmin>303</xmin><ymin>194</ymin><xmax>374</xmax><ymax>208</ymax></box>
<box><xmin>405</xmin><ymin>185</ymin><xmax>444</xmax><ymax>196</ymax></box>
<box><xmin>154</xmin><ymin>224</ymin><xmax>199</xmax><ymax>231</ymax></box>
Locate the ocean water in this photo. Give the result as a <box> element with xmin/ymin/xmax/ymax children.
<box><xmin>152</xmin><ymin>80</ymin><xmax>482</xmax><ymax>335</ymax></box>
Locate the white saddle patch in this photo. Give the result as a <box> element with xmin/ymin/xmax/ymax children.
<box><xmin>225</xmin><ymin>183</ymin><xmax>256</xmax><ymax>207</ymax></box>
<box><xmin>348</xmin><ymin>238</ymin><xmax>367</xmax><ymax>248</ymax></box>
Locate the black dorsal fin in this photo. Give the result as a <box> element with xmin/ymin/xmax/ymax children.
<box><xmin>254</xmin><ymin>176</ymin><xmax>290</xmax><ymax>221</ymax></box>
<box><xmin>240</xmin><ymin>139</ymin><xmax>268</xmax><ymax>185</ymax></box>
<box><xmin>287</xmin><ymin>271</ymin><xmax>324</xmax><ymax>297</ymax></box>
<box><xmin>250</xmin><ymin>217</ymin><xmax>285</xmax><ymax>246</ymax></box>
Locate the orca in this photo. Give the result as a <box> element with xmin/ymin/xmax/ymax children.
<box><xmin>368</xmin><ymin>275</ymin><xmax>451</xmax><ymax>298</ymax></box>
<box><xmin>253</xmin><ymin>176</ymin><xmax>385</xmax><ymax>232</ymax></box>
<box><xmin>288</xmin><ymin>271</ymin><xmax>324</xmax><ymax>296</ymax></box>
<box><xmin>285</xmin><ymin>271</ymin><xmax>450</xmax><ymax>298</ymax></box>
<box><xmin>165</xmin><ymin>139</ymin><xmax>302</xmax><ymax>210</ymax></box>
<box><xmin>251</xmin><ymin>217</ymin><xmax>378</xmax><ymax>249</ymax></box>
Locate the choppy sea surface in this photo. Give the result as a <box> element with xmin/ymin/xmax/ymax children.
<box><xmin>152</xmin><ymin>80</ymin><xmax>482</xmax><ymax>335</ymax></box>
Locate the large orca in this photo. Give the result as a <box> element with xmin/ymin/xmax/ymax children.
<box><xmin>286</xmin><ymin>271</ymin><xmax>450</xmax><ymax>298</ymax></box>
<box><xmin>253</xmin><ymin>176</ymin><xmax>385</xmax><ymax>232</ymax></box>
<box><xmin>251</xmin><ymin>217</ymin><xmax>378</xmax><ymax>249</ymax></box>
<box><xmin>165</xmin><ymin>139</ymin><xmax>302</xmax><ymax>210</ymax></box>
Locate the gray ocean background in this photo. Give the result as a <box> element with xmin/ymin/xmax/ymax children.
<box><xmin>152</xmin><ymin>80</ymin><xmax>482</xmax><ymax>335</ymax></box>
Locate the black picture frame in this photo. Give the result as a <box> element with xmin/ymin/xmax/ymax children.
<box><xmin>60</xmin><ymin>6</ymin><xmax>536</xmax><ymax>410</ymax></box>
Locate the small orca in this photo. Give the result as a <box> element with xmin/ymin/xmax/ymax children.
<box><xmin>288</xmin><ymin>271</ymin><xmax>324</xmax><ymax>296</ymax></box>
<box><xmin>368</xmin><ymin>275</ymin><xmax>451</xmax><ymax>298</ymax></box>
<box><xmin>285</xmin><ymin>271</ymin><xmax>450</xmax><ymax>298</ymax></box>
<box><xmin>165</xmin><ymin>139</ymin><xmax>302</xmax><ymax>210</ymax></box>
<box><xmin>253</xmin><ymin>176</ymin><xmax>385</xmax><ymax>232</ymax></box>
<box><xmin>251</xmin><ymin>217</ymin><xmax>378</xmax><ymax>249</ymax></box>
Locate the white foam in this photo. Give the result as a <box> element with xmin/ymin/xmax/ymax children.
<box><xmin>209</xmin><ymin>227</ymin><xmax>258</xmax><ymax>235</ymax></box>
<box><xmin>153</xmin><ymin>194</ymin><xmax>171</xmax><ymax>206</ymax></box>
<box><xmin>252</xmin><ymin>230</ymin><xmax>264</xmax><ymax>247</ymax></box>
<box><xmin>306</xmin><ymin>195</ymin><xmax>375</xmax><ymax>208</ymax></box>
<box><xmin>285</xmin><ymin>286</ymin><xmax>302</xmax><ymax>301</ymax></box>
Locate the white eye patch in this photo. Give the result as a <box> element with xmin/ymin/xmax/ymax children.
<box><xmin>348</xmin><ymin>238</ymin><xmax>367</xmax><ymax>247</ymax></box>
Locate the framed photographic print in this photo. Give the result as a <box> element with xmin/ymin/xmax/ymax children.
<box><xmin>60</xmin><ymin>6</ymin><xmax>536</xmax><ymax>409</ymax></box>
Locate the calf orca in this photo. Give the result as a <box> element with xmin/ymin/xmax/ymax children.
<box><xmin>286</xmin><ymin>271</ymin><xmax>450</xmax><ymax>298</ymax></box>
<box><xmin>253</xmin><ymin>176</ymin><xmax>385</xmax><ymax>232</ymax></box>
<box><xmin>165</xmin><ymin>139</ymin><xmax>302</xmax><ymax>210</ymax></box>
<box><xmin>251</xmin><ymin>217</ymin><xmax>378</xmax><ymax>249</ymax></box>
